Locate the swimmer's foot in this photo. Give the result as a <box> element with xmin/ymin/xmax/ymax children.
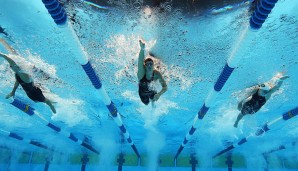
<box><xmin>50</xmin><ymin>105</ymin><xmax>56</xmax><ymax>114</ymax></box>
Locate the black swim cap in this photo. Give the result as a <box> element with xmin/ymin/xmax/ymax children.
<box><xmin>144</xmin><ymin>58</ymin><xmax>153</xmax><ymax>63</ymax></box>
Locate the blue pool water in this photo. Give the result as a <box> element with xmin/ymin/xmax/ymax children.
<box><xmin>0</xmin><ymin>0</ymin><xmax>297</xmax><ymax>170</ymax></box>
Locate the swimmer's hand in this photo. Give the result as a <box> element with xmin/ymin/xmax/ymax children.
<box><xmin>6</xmin><ymin>92</ymin><xmax>15</xmax><ymax>99</ymax></box>
<box><xmin>0</xmin><ymin>52</ymin><xmax>6</xmax><ymax>58</ymax></box>
<box><xmin>139</xmin><ymin>40</ymin><xmax>145</xmax><ymax>50</ymax></box>
<box><xmin>153</xmin><ymin>93</ymin><xmax>161</xmax><ymax>101</ymax></box>
<box><xmin>280</xmin><ymin>75</ymin><xmax>289</xmax><ymax>81</ymax></box>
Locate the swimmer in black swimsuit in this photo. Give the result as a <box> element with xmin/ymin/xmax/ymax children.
<box><xmin>0</xmin><ymin>38</ymin><xmax>56</xmax><ymax>113</ymax></box>
<box><xmin>234</xmin><ymin>74</ymin><xmax>289</xmax><ymax>128</ymax></box>
<box><xmin>137</xmin><ymin>40</ymin><xmax>167</xmax><ymax>105</ymax></box>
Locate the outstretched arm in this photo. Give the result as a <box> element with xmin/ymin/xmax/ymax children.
<box><xmin>137</xmin><ymin>40</ymin><xmax>146</xmax><ymax>81</ymax></box>
<box><xmin>266</xmin><ymin>75</ymin><xmax>289</xmax><ymax>97</ymax></box>
<box><xmin>153</xmin><ymin>71</ymin><xmax>167</xmax><ymax>101</ymax></box>
<box><xmin>0</xmin><ymin>38</ymin><xmax>17</xmax><ymax>55</ymax></box>
<box><xmin>6</xmin><ymin>80</ymin><xmax>19</xmax><ymax>99</ymax></box>
<box><xmin>0</xmin><ymin>52</ymin><xmax>17</xmax><ymax>67</ymax></box>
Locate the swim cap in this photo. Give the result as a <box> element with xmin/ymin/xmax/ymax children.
<box><xmin>259</xmin><ymin>83</ymin><xmax>270</xmax><ymax>91</ymax></box>
<box><xmin>144</xmin><ymin>58</ymin><xmax>153</xmax><ymax>64</ymax></box>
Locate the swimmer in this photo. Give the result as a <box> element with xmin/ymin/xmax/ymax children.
<box><xmin>137</xmin><ymin>39</ymin><xmax>167</xmax><ymax>105</ymax></box>
<box><xmin>0</xmin><ymin>38</ymin><xmax>56</xmax><ymax>113</ymax></box>
<box><xmin>234</xmin><ymin>73</ymin><xmax>289</xmax><ymax>128</ymax></box>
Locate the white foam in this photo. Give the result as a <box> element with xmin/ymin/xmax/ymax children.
<box><xmin>25</xmin><ymin>50</ymin><xmax>58</xmax><ymax>78</ymax></box>
<box><xmin>210</xmin><ymin>104</ymin><xmax>241</xmax><ymax>135</ymax></box>
<box><xmin>51</xmin><ymin>97</ymin><xmax>89</xmax><ymax>127</ymax></box>
<box><xmin>144</xmin><ymin>130</ymin><xmax>165</xmax><ymax>171</ymax></box>
<box><xmin>163</xmin><ymin>64</ymin><xmax>196</xmax><ymax>90</ymax></box>
<box><xmin>96</xmin><ymin>125</ymin><xmax>118</xmax><ymax>170</ymax></box>
<box><xmin>122</xmin><ymin>90</ymin><xmax>173</xmax><ymax>170</ymax></box>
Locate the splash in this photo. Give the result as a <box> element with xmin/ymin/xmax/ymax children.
<box><xmin>122</xmin><ymin>90</ymin><xmax>178</xmax><ymax>170</ymax></box>
<box><xmin>122</xmin><ymin>90</ymin><xmax>179</xmax><ymax>129</ymax></box>
<box><xmin>25</xmin><ymin>50</ymin><xmax>58</xmax><ymax>78</ymax></box>
<box><xmin>92</xmin><ymin>34</ymin><xmax>157</xmax><ymax>85</ymax></box>
<box><xmin>51</xmin><ymin>97</ymin><xmax>89</xmax><ymax>127</ymax></box>
<box><xmin>122</xmin><ymin>89</ymin><xmax>178</xmax><ymax>170</ymax></box>
<box><xmin>163</xmin><ymin>64</ymin><xmax>198</xmax><ymax>90</ymax></box>
<box><xmin>144</xmin><ymin>130</ymin><xmax>165</xmax><ymax>171</ymax></box>
<box><xmin>96</xmin><ymin>123</ymin><xmax>118</xmax><ymax>170</ymax></box>
<box><xmin>209</xmin><ymin>103</ymin><xmax>250</xmax><ymax>142</ymax></box>
<box><xmin>0</xmin><ymin>62</ymin><xmax>14</xmax><ymax>87</ymax></box>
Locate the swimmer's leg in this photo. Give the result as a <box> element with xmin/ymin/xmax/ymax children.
<box><xmin>234</xmin><ymin>113</ymin><xmax>244</xmax><ymax>128</ymax></box>
<box><xmin>44</xmin><ymin>98</ymin><xmax>56</xmax><ymax>113</ymax></box>
<box><xmin>151</xmin><ymin>99</ymin><xmax>156</xmax><ymax>108</ymax></box>
<box><xmin>237</xmin><ymin>101</ymin><xmax>243</xmax><ymax>111</ymax></box>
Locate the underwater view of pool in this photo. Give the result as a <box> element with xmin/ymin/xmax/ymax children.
<box><xmin>0</xmin><ymin>0</ymin><xmax>297</xmax><ymax>170</ymax></box>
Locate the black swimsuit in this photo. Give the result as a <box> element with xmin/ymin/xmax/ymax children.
<box><xmin>241</xmin><ymin>90</ymin><xmax>266</xmax><ymax>114</ymax></box>
<box><xmin>138</xmin><ymin>73</ymin><xmax>156</xmax><ymax>105</ymax></box>
<box><xmin>15</xmin><ymin>74</ymin><xmax>45</xmax><ymax>102</ymax></box>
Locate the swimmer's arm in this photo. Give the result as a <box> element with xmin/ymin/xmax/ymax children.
<box><xmin>0</xmin><ymin>38</ymin><xmax>17</xmax><ymax>55</ymax></box>
<box><xmin>156</xmin><ymin>71</ymin><xmax>167</xmax><ymax>96</ymax></box>
<box><xmin>137</xmin><ymin>40</ymin><xmax>146</xmax><ymax>80</ymax></box>
<box><xmin>6</xmin><ymin>80</ymin><xmax>19</xmax><ymax>98</ymax></box>
<box><xmin>0</xmin><ymin>52</ymin><xmax>17</xmax><ymax>66</ymax></box>
<box><xmin>266</xmin><ymin>76</ymin><xmax>289</xmax><ymax>97</ymax></box>
<box><xmin>11</xmin><ymin>80</ymin><xmax>19</xmax><ymax>95</ymax></box>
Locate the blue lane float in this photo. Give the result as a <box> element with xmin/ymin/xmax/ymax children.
<box><xmin>262</xmin><ymin>140</ymin><xmax>298</xmax><ymax>155</ymax></box>
<box><xmin>41</xmin><ymin>0</ymin><xmax>141</xmax><ymax>158</ymax></box>
<box><xmin>214</xmin><ymin>64</ymin><xmax>235</xmax><ymax>92</ymax></box>
<box><xmin>11</xmin><ymin>99</ymin><xmax>35</xmax><ymax>116</ymax></box>
<box><xmin>41</xmin><ymin>0</ymin><xmax>67</xmax><ymax>25</ymax></box>
<box><xmin>0</xmin><ymin>129</ymin><xmax>48</xmax><ymax>150</ymax></box>
<box><xmin>175</xmin><ymin>62</ymin><xmax>236</xmax><ymax>159</ymax></box>
<box><xmin>30</xmin><ymin>140</ymin><xmax>48</xmax><ymax>149</ymax></box>
<box><xmin>9</xmin><ymin>98</ymin><xmax>99</xmax><ymax>154</ymax></box>
<box><xmin>250</xmin><ymin>0</ymin><xmax>279</xmax><ymax>29</ymax></box>
<box><xmin>81</xmin><ymin>60</ymin><xmax>140</xmax><ymax>158</ymax></box>
<box><xmin>82</xmin><ymin>62</ymin><xmax>102</xmax><ymax>89</ymax></box>
<box><xmin>213</xmin><ymin>107</ymin><xmax>298</xmax><ymax>158</ymax></box>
